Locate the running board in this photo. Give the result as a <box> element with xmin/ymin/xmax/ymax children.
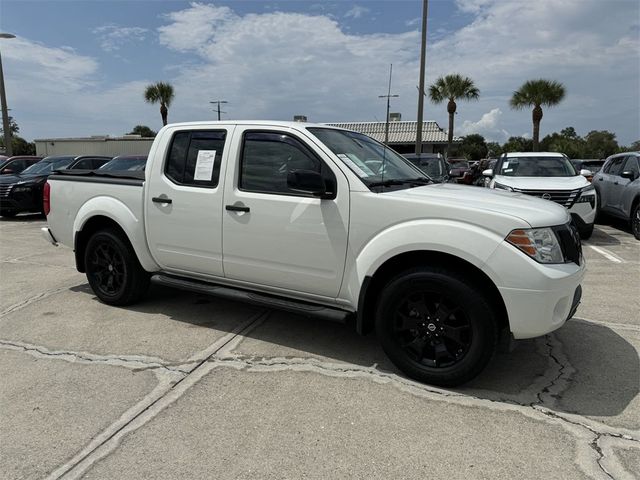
<box><xmin>151</xmin><ymin>274</ymin><xmax>350</xmax><ymax>323</ymax></box>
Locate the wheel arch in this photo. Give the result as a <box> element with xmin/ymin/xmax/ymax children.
<box><xmin>356</xmin><ymin>250</ymin><xmax>509</xmax><ymax>336</ymax></box>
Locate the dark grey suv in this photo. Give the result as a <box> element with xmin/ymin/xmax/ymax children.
<box><xmin>593</xmin><ymin>152</ymin><xmax>640</xmax><ymax>240</ymax></box>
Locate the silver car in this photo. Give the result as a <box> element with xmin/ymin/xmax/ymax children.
<box><xmin>593</xmin><ymin>152</ymin><xmax>640</xmax><ymax>240</ymax></box>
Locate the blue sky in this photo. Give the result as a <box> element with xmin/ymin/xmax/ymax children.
<box><xmin>1</xmin><ymin>0</ymin><xmax>639</xmax><ymax>146</ymax></box>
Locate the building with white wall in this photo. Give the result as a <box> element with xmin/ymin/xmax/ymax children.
<box><xmin>34</xmin><ymin>135</ymin><xmax>154</xmax><ymax>157</ymax></box>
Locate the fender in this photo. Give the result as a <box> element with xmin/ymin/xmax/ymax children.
<box><xmin>73</xmin><ymin>196</ymin><xmax>159</xmax><ymax>272</ymax></box>
<box><xmin>339</xmin><ymin>219</ymin><xmax>507</xmax><ymax>308</ymax></box>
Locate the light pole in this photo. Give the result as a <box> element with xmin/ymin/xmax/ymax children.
<box><xmin>0</xmin><ymin>33</ymin><xmax>16</xmax><ymax>156</ymax></box>
<box><xmin>209</xmin><ymin>100</ymin><xmax>228</xmax><ymax>121</ymax></box>
<box><xmin>415</xmin><ymin>0</ymin><xmax>429</xmax><ymax>155</ymax></box>
<box><xmin>378</xmin><ymin>64</ymin><xmax>398</xmax><ymax>145</ymax></box>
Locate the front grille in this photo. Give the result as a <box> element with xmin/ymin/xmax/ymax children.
<box><xmin>515</xmin><ymin>188</ymin><xmax>581</xmax><ymax>208</ymax></box>
<box><xmin>553</xmin><ymin>224</ymin><xmax>582</xmax><ymax>265</ymax></box>
<box><xmin>0</xmin><ymin>185</ymin><xmax>11</xmax><ymax>197</ymax></box>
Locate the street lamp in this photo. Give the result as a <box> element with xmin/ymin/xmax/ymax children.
<box><xmin>0</xmin><ymin>33</ymin><xmax>16</xmax><ymax>156</ymax></box>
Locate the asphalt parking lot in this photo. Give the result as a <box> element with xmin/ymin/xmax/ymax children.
<box><xmin>1</xmin><ymin>215</ymin><xmax>638</xmax><ymax>480</ymax></box>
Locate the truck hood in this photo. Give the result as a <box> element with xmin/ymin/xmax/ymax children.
<box><xmin>493</xmin><ymin>174</ymin><xmax>589</xmax><ymax>191</ymax></box>
<box><xmin>385</xmin><ymin>183</ymin><xmax>570</xmax><ymax>228</ymax></box>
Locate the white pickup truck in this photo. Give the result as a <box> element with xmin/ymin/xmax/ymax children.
<box><xmin>43</xmin><ymin>121</ymin><xmax>585</xmax><ymax>386</ymax></box>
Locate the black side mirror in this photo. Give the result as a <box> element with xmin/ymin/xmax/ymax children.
<box><xmin>620</xmin><ymin>170</ymin><xmax>637</xmax><ymax>181</ymax></box>
<box><xmin>287</xmin><ymin>170</ymin><xmax>329</xmax><ymax>197</ymax></box>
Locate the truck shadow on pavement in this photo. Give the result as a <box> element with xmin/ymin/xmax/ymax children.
<box><xmin>72</xmin><ymin>283</ymin><xmax>639</xmax><ymax>419</ymax></box>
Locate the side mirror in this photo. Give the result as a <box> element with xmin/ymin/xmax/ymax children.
<box><xmin>482</xmin><ymin>168</ymin><xmax>493</xmax><ymax>177</ymax></box>
<box><xmin>620</xmin><ymin>170</ymin><xmax>637</xmax><ymax>181</ymax></box>
<box><xmin>579</xmin><ymin>168</ymin><xmax>592</xmax><ymax>177</ymax></box>
<box><xmin>287</xmin><ymin>170</ymin><xmax>329</xmax><ymax>197</ymax></box>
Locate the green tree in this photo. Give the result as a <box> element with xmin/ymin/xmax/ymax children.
<box><xmin>459</xmin><ymin>133</ymin><xmax>488</xmax><ymax>160</ymax></box>
<box><xmin>626</xmin><ymin>140</ymin><xmax>640</xmax><ymax>152</ymax></box>
<box><xmin>502</xmin><ymin>136</ymin><xmax>533</xmax><ymax>153</ymax></box>
<box><xmin>128</xmin><ymin>125</ymin><xmax>157</xmax><ymax>138</ymax></box>
<box><xmin>144</xmin><ymin>82</ymin><xmax>175</xmax><ymax>126</ymax></box>
<box><xmin>509</xmin><ymin>79</ymin><xmax>566</xmax><ymax>151</ymax></box>
<box><xmin>583</xmin><ymin>130</ymin><xmax>619</xmax><ymax>158</ymax></box>
<box><xmin>0</xmin><ymin>117</ymin><xmax>35</xmax><ymax>155</ymax></box>
<box><xmin>540</xmin><ymin>127</ymin><xmax>585</xmax><ymax>158</ymax></box>
<box><xmin>486</xmin><ymin>141</ymin><xmax>503</xmax><ymax>157</ymax></box>
<box><xmin>0</xmin><ymin>116</ymin><xmax>19</xmax><ymax>136</ymax></box>
<box><xmin>428</xmin><ymin>74</ymin><xmax>480</xmax><ymax>156</ymax></box>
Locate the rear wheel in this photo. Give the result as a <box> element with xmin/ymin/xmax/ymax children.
<box><xmin>84</xmin><ymin>229</ymin><xmax>150</xmax><ymax>305</ymax></box>
<box><xmin>375</xmin><ymin>267</ymin><xmax>497</xmax><ymax>387</ymax></box>
<box><xmin>631</xmin><ymin>203</ymin><xmax>640</xmax><ymax>241</ymax></box>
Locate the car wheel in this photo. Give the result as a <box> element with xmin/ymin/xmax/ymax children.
<box><xmin>84</xmin><ymin>229</ymin><xmax>150</xmax><ymax>306</ymax></box>
<box><xmin>631</xmin><ymin>203</ymin><xmax>640</xmax><ymax>241</ymax></box>
<box><xmin>375</xmin><ymin>266</ymin><xmax>497</xmax><ymax>387</ymax></box>
<box><xmin>579</xmin><ymin>224</ymin><xmax>594</xmax><ymax>240</ymax></box>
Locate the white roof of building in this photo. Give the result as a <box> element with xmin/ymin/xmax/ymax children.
<box><xmin>504</xmin><ymin>152</ymin><xmax>567</xmax><ymax>157</ymax></box>
<box><xmin>324</xmin><ymin>120</ymin><xmax>454</xmax><ymax>144</ymax></box>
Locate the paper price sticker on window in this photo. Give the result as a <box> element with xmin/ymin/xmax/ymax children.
<box><xmin>337</xmin><ymin>153</ymin><xmax>370</xmax><ymax>177</ymax></box>
<box><xmin>194</xmin><ymin>150</ymin><xmax>216</xmax><ymax>181</ymax></box>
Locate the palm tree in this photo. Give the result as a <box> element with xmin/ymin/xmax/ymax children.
<box><xmin>144</xmin><ymin>82</ymin><xmax>175</xmax><ymax>126</ymax></box>
<box><xmin>510</xmin><ymin>79</ymin><xmax>565</xmax><ymax>152</ymax></box>
<box><xmin>428</xmin><ymin>74</ymin><xmax>480</xmax><ymax>156</ymax></box>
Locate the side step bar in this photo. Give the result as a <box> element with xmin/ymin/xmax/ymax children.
<box><xmin>151</xmin><ymin>274</ymin><xmax>350</xmax><ymax>323</ymax></box>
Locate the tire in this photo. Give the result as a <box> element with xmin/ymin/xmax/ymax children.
<box><xmin>631</xmin><ymin>203</ymin><xmax>640</xmax><ymax>241</ymax></box>
<box><xmin>84</xmin><ymin>229</ymin><xmax>150</xmax><ymax>306</ymax></box>
<box><xmin>375</xmin><ymin>266</ymin><xmax>497</xmax><ymax>387</ymax></box>
<box><xmin>579</xmin><ymin>223</ymin><xmax>594</xmax><ymax>240</ymax></box>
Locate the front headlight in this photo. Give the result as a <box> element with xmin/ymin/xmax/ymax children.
<box><xmin>575</xmin><ymin>184</ymin><xmax>596</xmax><ymax>206</ymax></box>
<box><xmin>506</xmin><ymin>227</ymin><xmax>564</xmax><ymax>263</ymax></box>
<box><xmin>494</xmin><ymin>182</ymin><xmax>513</xmax><ymax>191</ymax></box>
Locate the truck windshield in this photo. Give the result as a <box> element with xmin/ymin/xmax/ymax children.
<box><xmin>497</xmin><ymin>156</ymin><xmax>577</xmax><ymax>177</ymax></box>
<box><xmin>307</xmin><ymin>128</ymin><xmax>431</xmax><ymax>190</ymax></box>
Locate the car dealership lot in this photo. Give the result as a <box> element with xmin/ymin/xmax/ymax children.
<box><xmin>1</xmin><ymin>216</ymin><xmax>638</xmax><ymax>480</ymax></box>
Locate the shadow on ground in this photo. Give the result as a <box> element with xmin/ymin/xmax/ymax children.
<box><xmin>69</xmin><ymin>283</ymin><xmax>639</xmax><ymax>419</ymax></box>
<box><xmin>0</xmin><ymin>213</ymin><xmax>45</xmax><ymax>222</ymax></box>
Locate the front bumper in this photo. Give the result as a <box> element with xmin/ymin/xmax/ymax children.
<box><xmin>484</xmin><ymin>239</ymin><xmax>586</xmax><ymax>339</ymax></box>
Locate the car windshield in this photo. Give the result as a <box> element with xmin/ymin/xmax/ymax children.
<box><xmin>408</xmin><ymin>158</ymin><xmax>444</xmax><ymax>177</ymax></box>
<box><xmin>498</xmin><ymin>156</ymin><xmax>577</xmax><ymax>177</ymax></box>
<box><xmin>307</xmin><ymin>128</ymin><xmax>430</xmax><ymax>190</ymax></box>
<box><xmin>99</xmin><ymin>157</ymin><xmax>147</xmax><ymax>171</ymax></box>
<box><xmin>22</xmin><ymin>158</ymin><xmax>75</xmax><ymax>175</ymax></box>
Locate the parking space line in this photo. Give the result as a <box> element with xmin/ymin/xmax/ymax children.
<box><xmin>585</xmin><ymin>245</ymin><xmax>625</xmax><ymax>264</ymax></box>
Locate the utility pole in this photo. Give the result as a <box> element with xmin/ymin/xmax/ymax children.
<box><xmin>0</xmin><ymin>33</ymin><xmax>16</xmax><ymax>156</ymax></box>
<box><xmin>378</xmin><ymin>64</ymin><xmax>398</xmax><ymax>145</ymax></box>
<box><xmin>415</xmin><ymin>0</ymin><xmax>429</xmax><ymax>155</ymax></box>
<box><xmin>209</xmin><ymin>100</ymin><xmax>228</xmax><ymax>121</ymax></box>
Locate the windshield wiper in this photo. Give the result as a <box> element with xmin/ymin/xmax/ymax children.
<box><xmin>368</xmin><ymin>177</ymin><xmax>431</xmax><ymax>188</ymax></box>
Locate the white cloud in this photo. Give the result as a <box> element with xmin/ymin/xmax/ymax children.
<box><xmin>93</xmin><ymin>25</ymin><xmax>148</xmax><ymax>52</ymax></box>
<box><xmin>460</xmin><ymin>108</ymin><xmax>510</xmax><ymax>141</ymax></box>
<box><xmin>344</xmin><ymin>6</ymin><xmax>370</xmax><ymax>19</ymax></box>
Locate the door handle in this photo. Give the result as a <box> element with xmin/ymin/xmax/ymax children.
<box><xmin>226</xmin><ymin>204</ymin><xmax>250</xmax><ymax>212</ymax></box>
<box><xmin>598</xmin><ymin>178</ymin><xmax>603</xmax><ymax>181</ymax></box>
<box><xmin>152</xmin><ymin>196</ymin><xmax>172</xmax><ymax>204</ymax></box>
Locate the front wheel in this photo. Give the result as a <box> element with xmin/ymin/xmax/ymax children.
<box><xmin>84</xmin><ymin>229</ymin><xmax>150</xmax><ymax>306</ymax></box>
<box><xmin>631</xmin><ymin>203</ymin><xmax>640</xmax><ymax>241</ymax></box>
<box><xmin>375</xmin><ymin>267</ymin><xmax>497</xmax><ymax>387</ymax></box>
<box><xmin>579</xmin><ymin>223</ymin><xmax>594</xmax><ymax>240</ymax></box>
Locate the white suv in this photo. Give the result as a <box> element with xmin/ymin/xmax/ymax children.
<box><xmin>484</xmin><ymin>152</ymin><xmax>597</xmax><ymax>239</ymax></box>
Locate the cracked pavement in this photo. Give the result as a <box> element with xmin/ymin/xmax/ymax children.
<box><xmin>1</xmin><ymin>216</ymin><xmax>638</xmax><ymax>479</ymax></box>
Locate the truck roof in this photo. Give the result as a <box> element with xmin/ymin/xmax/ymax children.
<box><xmin>166</xmin><ymin>120</ymin><xmax>348</xmax><ymax>130</ymax></box>
<box><xmin>503</xmin><ymin>152</ymin><xmax>566</xmax><ymax>157</ymax></box>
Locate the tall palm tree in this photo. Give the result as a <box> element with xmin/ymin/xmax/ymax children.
<box><xmin>144</xmin><ymin>82</ymin><xmax>175</xmax><ymax>126</ymax></box>
<box><xmin>428</xmin><ymin>74</ymin><xmax>480</xmax><ymax>156</ymax></box>
<box><xmin>510</xmin><ymin>79</ymin><xmax>565</xmax><ymax>152</ymax></box>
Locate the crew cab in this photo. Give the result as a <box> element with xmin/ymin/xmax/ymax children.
<box><xmin>42</xmin><ymin>121</ymin><xmax>585</xmax><ymax>386</ymax></box>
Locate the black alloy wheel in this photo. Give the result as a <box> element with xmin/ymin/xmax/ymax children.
<box><xmin>632</xmin><ymin>203</ymin><xmax>640</xmax><ymax>240</ymax></box>
<box><xmin>392</xmin><ymin>292</ymin><xmax>472</xmax><ymax>368</ymax></box>
<box><xmin>376</xmin><ymin>266</ymin><xmax>497</xmax><ymax>387</ymax></box>
<box><xmin>84</xmin><ymin>229</ymin><xmax>150</xmax><ymax>305</ymax></box>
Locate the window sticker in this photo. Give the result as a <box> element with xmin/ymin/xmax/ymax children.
<box><xmin>504</xmin><ymin>168</ymin><xmax>513</xmax><ymax>173</ymax></box>
<box><xmin>337</xmin><ymin>153</ymin><xmax>370</xmax><ymax>177</ymax></box>
<box><xmin>503</xmin><ymin>161</ymin><xmax>510</xmax><ymax>169</ymax></box>
<box><xmin>194</xmin><ymin>150</ymin><xmax>216</xmax><ymax>181</ymax></box>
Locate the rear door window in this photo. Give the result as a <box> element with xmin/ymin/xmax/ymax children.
<box><xmin>605</xmin><ymin>156</ymin><xmax>626</xmax><ymax>176</ymax></box>
<box><xmin>165</xmin><ymin>130</ymin><xmax>226</xmax><ymax>188</ymax></box>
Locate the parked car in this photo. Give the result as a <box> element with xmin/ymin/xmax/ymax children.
<box><xmin>447</xmin><ymin>159</ymin><xmax>472</xmax><ymax>184</ymax></box>
<box><xmin>0</xmin><ymin>156</ymin><xmax>42</xmax><ymax>175</ymax></box>
<box><xmin>571</xmin><ymin>159</ymin><xmax>605</xmax><ymax>183</ymax></box>
<box><xmin>43</xmin><ymin>121</ymin><xmax>584</xmax><ymax>387</ymax></box>
<box><xmin>402</xmin><ymin>153</ymin><xmax>449</xmax><ymax>183</ymax></box>
<box><xmin>0</xmin><ymin>155</ymin><xmax>111</xmax><ymax>217</ymax></box>
<box><xmin>483</xmin><ymin>152</ymin><xmax>596</xmax><ymax>239</ymax></box>
<box><xmin>99</xmin><ymin>155</ymin><xmax>148</xmax><ymax>172</ymax></box>
<box><xmin>593</xmin><ymin>152</ymin><xmax>640</xmax><ymax>240</ymax></box>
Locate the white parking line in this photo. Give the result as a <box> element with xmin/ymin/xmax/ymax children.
<box><xmin>586</xmin><ymin>245</ymin><xmax>625</xmax><ymax>263</ymax></box>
